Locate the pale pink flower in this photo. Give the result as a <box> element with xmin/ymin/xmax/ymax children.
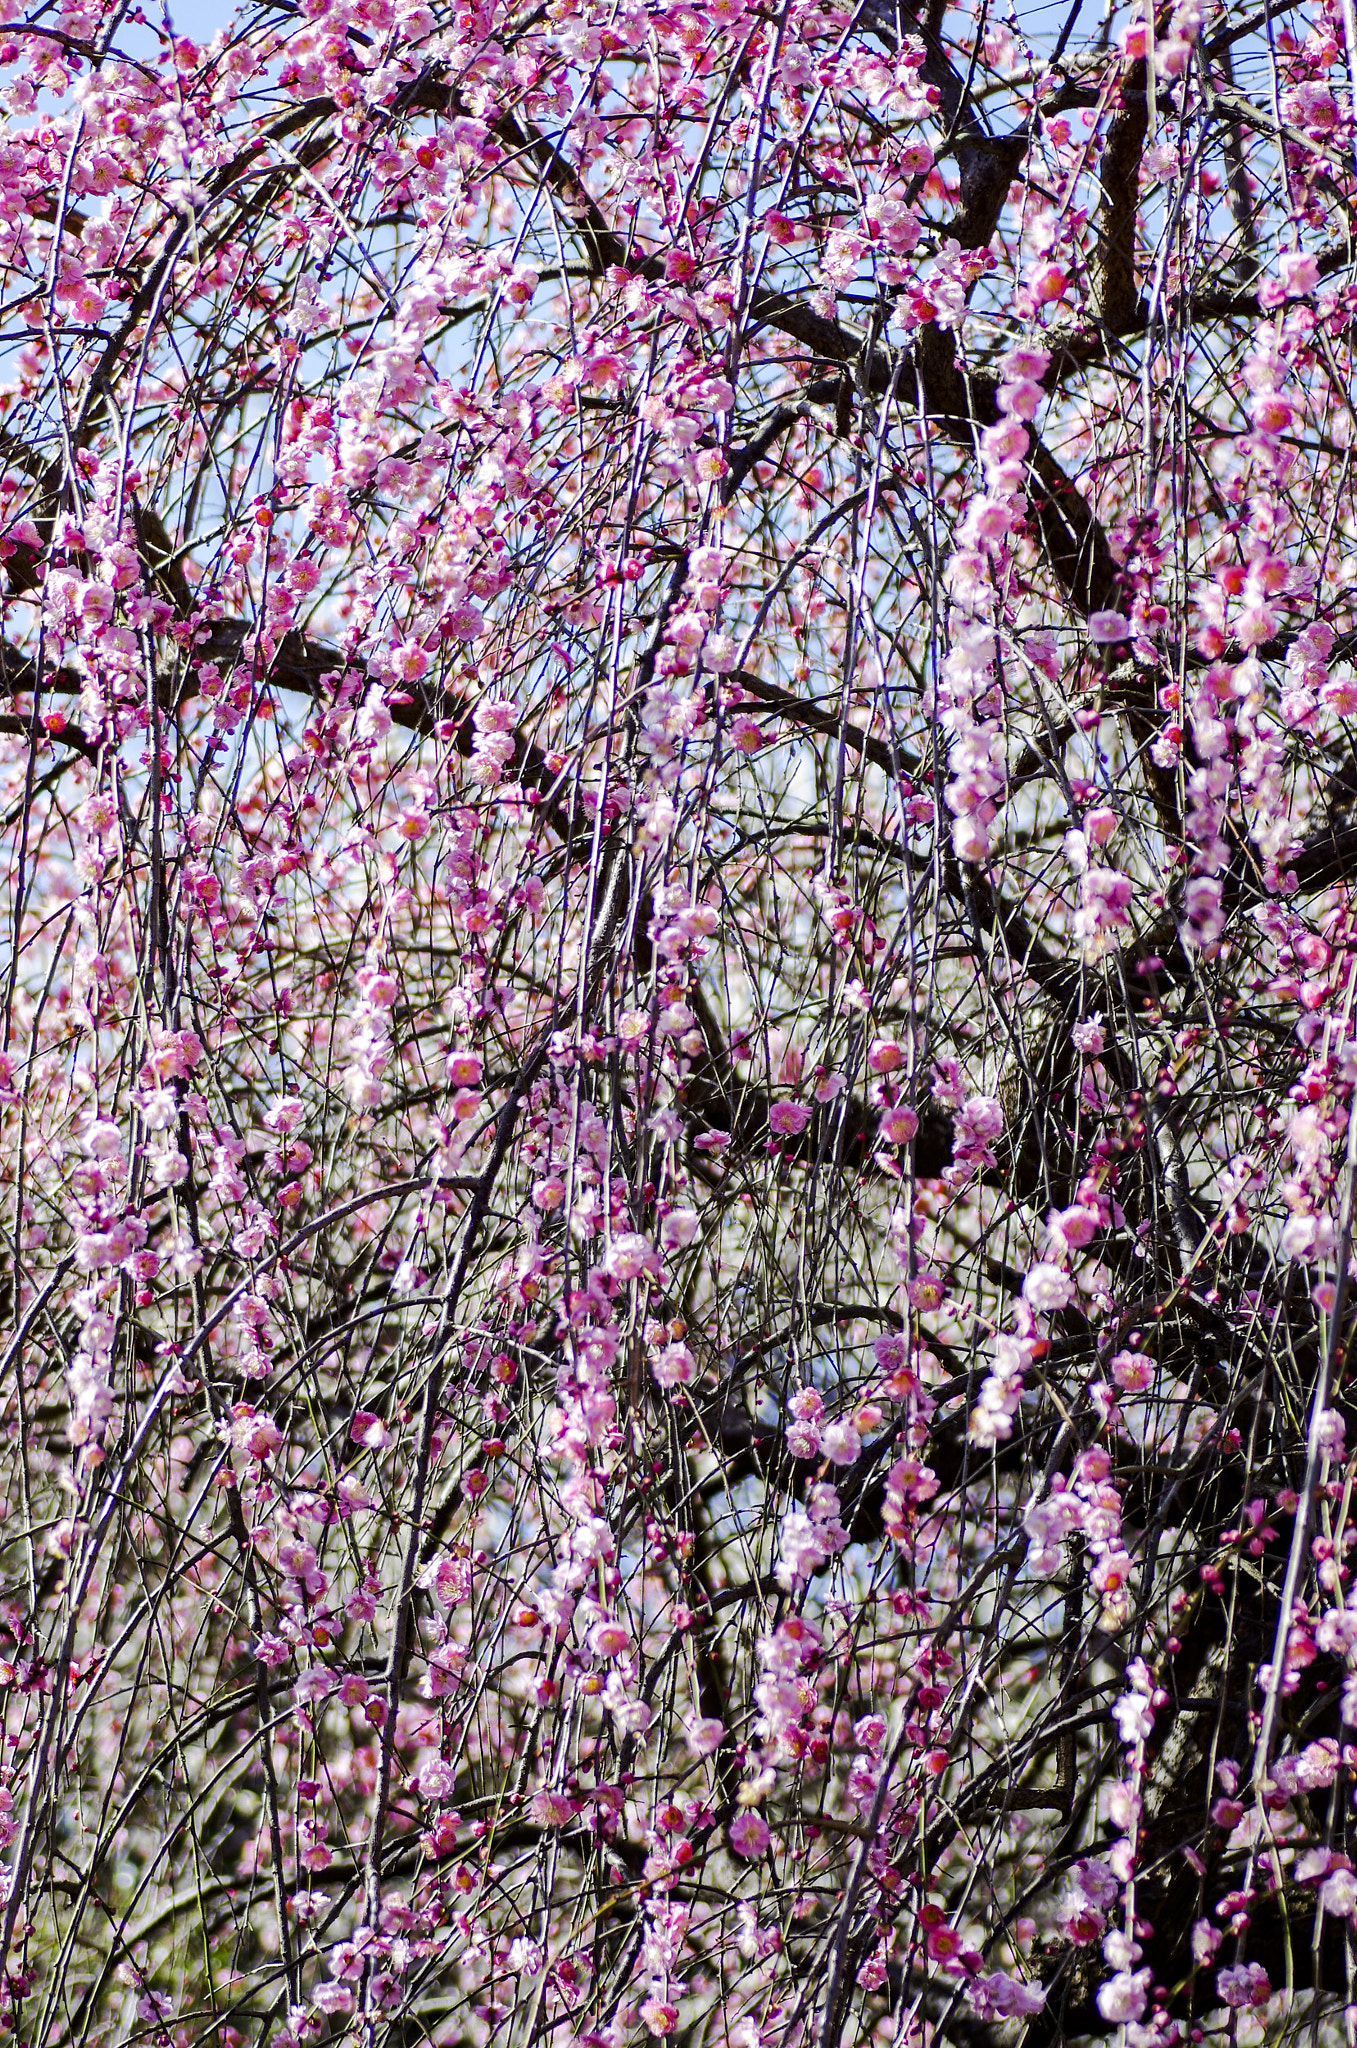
<box><xmin>1096</xmin><ymin>1969</ymin><xmax>1150</xmax><ymax>2023</ymax></box>
<box><xmin>728</xmin><ymin>1811</ymin><xmax>771</xmax><ymax>1858</ymax></box>
<box><xmin>1218</xmin><ymin>1963</ymin><xmax>1270</xmax><ymax>2009</ymax></box>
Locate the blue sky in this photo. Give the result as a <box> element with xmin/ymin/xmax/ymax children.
<box><xmin>174</xmin><ymin>0</ymin><xmax>237</xmax><ymax>34</ymax></box>
<box><xmin>125</xmin><ymin>0</ymin><xmax>246</xmax><ymax>49</ymax></box>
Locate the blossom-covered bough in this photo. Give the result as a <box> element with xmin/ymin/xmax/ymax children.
<box><xmin>1</xmin><ymin>0</ymin><xmax>1356</xmax><ymax>2040</ymax></box>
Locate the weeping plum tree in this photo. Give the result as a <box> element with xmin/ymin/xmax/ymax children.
<box><xmin>2</xmin><ymin>0</ymin><xmax>1357</xmax><ymax>2039</ymax></box>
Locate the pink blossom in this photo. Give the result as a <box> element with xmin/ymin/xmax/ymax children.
<box><xmin>531</xmin><ymin>1788</ymin><xmax>579</xmax><ymax>1826</ymax></box>
<box><xmin>1072</xmin><ymin>1015</ymin><xmax>1106</xmax><ymax>1054</ymax></box>
<box><xmin>1317</xmin><ymin>1409</ymin><xmax>1346</xmax><ymax>1461</ymax></box>
<box><xmin>1096</xmin><ymin>1969</ymin><xmax>1150</xmax><ymax>2023</ymax></box>
<box><xmin>969</xmin><ymin>1972</ymin><xmax>1045</xmax><ymax>2018</ymax></box>
<box><xmin>0</xmin><ymin>1</ymin><xmax>1348</xmax><ymax>2024</ymax></box>
<box><xmin>1111</xmin><ymin>1350</ymin><xmax>1153</xmax><ymax>1392</ymax></box>
<box><xmin>1192</xmin><ymin>1919</ymin><xmax>1223</xmax><ymax>1966</ymax></box>
<box><xmin>659</xmin><ymin>1196</ymin><xmax>699</xmax><ymax>1245</ymax></box>
<box><xmin>776</xmin><ymin>1483</ymin><xmax>849</xmax><ymax>1590</ymax></box>
<box><xmin>1277</xmin><ymin>250</ymin><xmax>1320</xmax><ymax>297</ymax></box>
<box><xmin>605</xmin><ymin>1232</ymin><xmax>657</xmax><ymax>1281</ymax></box>
<box><xmin>590</xmin><ymin>1618</ymin><xmax>631</xmax><ymax>1658</ymax></box>
<box><xmin>1047</xmin><ymin>1204</ymin><xmax>1099</xmax><ymax>1253</ymax></box>
<box><xmin>1320</xmin><ymin>1868</ymin><xmax>1357</xmax><ymax>1917</ymax></box>
<box><xmin>686</xmin><ymin>1717</ymin><xmax>726</xmax><ymax>1756</ymax></box>
<box><xmin>1023</xmin><ymin>1263</ymin><xmax>1075</xmax><ymax>1313</ymax></box>
<box><xmin>728</xmin><ymin>1811</ymin><xmax>771</xmax><ymax>1858</ymax></box>
<box><xmin>313</xmin><ymin>1983</ymin><xmax>354</xmax><ymax>2016</ymax></box>
<box><xmin>1111</xmin><ymin>1690</ymin><xmax>1155</xmax><ymax>1746</ymax></box>
<box><xmin>652</xmin><ymin>1341</ymin><xmax>696</xmax><ymax>1388</ymax></box>
<box><xmin>417</xmin><ymin>1756</ymin><xmax>459</xmax><ymax>1801</ymax></box>
<box><xmin>1218</xmin><ymin>1963</ymin><xmax>1271</xmax><ymax>2009</ymax></box>
<box><xmin>819</xmin><ymin>1420</ymin><xmax>861</xmax><ymax>1465</ymax></box>
<box><xmin>998</xmin><ymin>378</ymin><xmax>1045</xmax><ymax>421</ymax></box>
